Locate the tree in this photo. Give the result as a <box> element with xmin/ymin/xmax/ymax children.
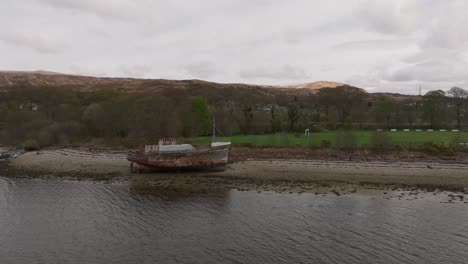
<box><xmin>447</xmin><ymin>87</ymin><xmax>467</xmax><ymax>129</ymax></box>
<box><xmin>423</xmin><ymin>90</ymin><xmax>446</xmax><ymax>129</ymax></box>
<box><xmin>401</xmin><ymin>99</ymin><xmax>418</xmax><ymax>128</ymax></box>
<box><xmin>317</xmin><ymin>89</ymin><xmax>333</xmax><ymax>123</ymax></box>
<box><xmin>270</xmin><ymin>104</ymin><xmax>281</xmax><ymax>133</ymax></box>
<box><xmin>241</xmin><ymin>104</ymin><xmax>253</xmax><ymax>134</ymax></box>
<box><xmin>191</xmin><ymin>96</ymin><xmax>211</xmax><ymax>136</ymax></box>
<box><xmin>318</xmin><ymin>86</ymin><xmax>364</xmax><ymax>128</ymax></box>
<box><xmin>287</xmin><ymin>97</ymin><xmax>300</xmax><ymax>132</ymax></box>
<box><xmin>82</xmin><ymin>103</ymin><xmax>105</xmax><ymax>137</ymax></box>
<box><xmin>374</xmin><ymin>97</ymin><xmax>396</xmax><ymax>129</ymax></box>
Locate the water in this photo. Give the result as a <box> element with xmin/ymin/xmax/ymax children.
<box><xmin>1</xmin><ymin>177</ymin><xmax>468</xmax><ymax>264</ymax></box>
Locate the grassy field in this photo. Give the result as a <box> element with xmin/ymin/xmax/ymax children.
<box><xmin>188</xmin><ymin>131</ymin><xmax>468</xmax><ymax>147</ymax></box>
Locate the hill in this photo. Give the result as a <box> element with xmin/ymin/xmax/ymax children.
<box><xmin>0</xmin><ymin>71</ymin><xmax>365</xmax><ymax>96</ymax></box>
<box><xmin>285</xmin><ymin>81</ymin><xmax>344</xmax><ymax>89</ymax></box>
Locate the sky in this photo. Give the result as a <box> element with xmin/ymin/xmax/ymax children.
<box><xmin>1</xmin><ymin>0</ymin><xmax>468</xmax><ymax>94</ymax></box>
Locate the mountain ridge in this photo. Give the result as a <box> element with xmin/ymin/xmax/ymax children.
<box><xmin>0</xmin><ymin>70</ymin><xmax>363</xmax><ymax>95</ymax></box>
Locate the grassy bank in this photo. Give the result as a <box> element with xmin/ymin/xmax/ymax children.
<box><xmin>188</xmin><ymin>131</ymin><xmax>468</xmax><ymax>147</ymax></box>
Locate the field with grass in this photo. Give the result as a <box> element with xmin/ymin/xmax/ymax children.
<box><xmin>188</xmin><ymin>131</ymin><xmax>468</xmax><ymax>147</ymax></box>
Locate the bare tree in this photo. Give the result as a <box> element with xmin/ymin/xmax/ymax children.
<box><xmin>287</xmin><ymin>102</ymin><xmax>300</xmax><ymax>132</ymax></box>
<box><xmin>374</xmin><ymin>97</ymin><xmax>396</xmax><ymax>129</ymax></box>
<box><xmin>423</xmin><ymin>90</ymin><xmax>446</xmax><ymax>129</ymax></box>
<box><xmin>401</xmin><ymin>99</ymin><xmax>418</xmax><ymax>128</ymax></box>
<box><xmin>447</xmin><ymin>87</ymin><xmax>467</xmax><ymax>129</ymax></box>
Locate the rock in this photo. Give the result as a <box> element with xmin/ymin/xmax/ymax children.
<box><xmin>331</xmin><ymin>190</ymin><xmax>341</xmax><ymax>196</ymax></box>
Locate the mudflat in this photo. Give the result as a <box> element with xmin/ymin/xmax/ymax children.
<box><xmin>4</xmin><ymin>148</ymin><xmax>468</xmax><ymax>191</ymax></box>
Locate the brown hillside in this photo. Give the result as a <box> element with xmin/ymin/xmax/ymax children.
<box><xmin>0</xmin><ymin>70</ymin><xmax>411</xmax><ymax>101</ymax></box>
<box><xmin>0</xmin><ymin>71</ymin><xmax>364</xmax><ymax>94</ymax></box>
<box><xmin>285</xmin><ymin>81</ymin><xmax>345</xmax><ymax>90</ymax></box>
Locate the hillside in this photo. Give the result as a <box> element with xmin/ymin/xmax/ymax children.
<box><xmin>0</xmin><ymin>70</ymin><xmax>366</xmax><ymax>97</ymax></box>
<box><xmin>285</xmin><ymin>81</ymin><xmax>344</xmax><ymax>89</ymax></box>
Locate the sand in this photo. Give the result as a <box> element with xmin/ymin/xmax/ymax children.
<box><xmin>9</xmin><ymin>149</ymin><xmax>129</xmax><ymax>175</ymax></box>
<box><xmin>5</xmin><ymin>149</ymin><xmax>468</xmax><ymax>191</ymax></box>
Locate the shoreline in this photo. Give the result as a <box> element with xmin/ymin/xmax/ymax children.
<box><xmin>2</xmin><ymin>148</ymin><xmax>468</xmax><ymax>193</ymax></box>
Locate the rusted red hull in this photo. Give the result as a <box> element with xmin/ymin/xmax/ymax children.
<box><xmin>127</xmin><ymin>146</ymin><xmax>229</xmax><ymax>172</ymax></box>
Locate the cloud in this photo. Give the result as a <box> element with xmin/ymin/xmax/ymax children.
<box><xmin>68</xmin><ymin>65</ymin><xmax>110</xmax><ymax>77</ymax></box>
<box><xmin>354</xmin><ymin>0</ymin><xmax>425</xmax><ymax>35</ymax></box>
<box><xmin>344</xmin><ymin>0</ymin><xmax>468</xmax><ymax>92</ymax></box>
<box><xmin>119</xmin><ymin>65</ymin><xmax>153</xmax><ymax>78</ymax></box>
<box><xmin>183</xmin><ymin>62</ymin><xmax>217</xmax><ymax>79</ymax></box>
<box><xmin>239</xmin><ymin>65</ymin><xmax>310</xmax><ymax>81</ymax></box>
<box><xmin>383</xmin><ymin>60</ymin><xmax>468</xmax><ymax>83</ymax></box>
<box><xmin>420</xmin><ymin>8</ymin><xmax>468</xmax><ymax>49</ymax></box>
<box><xmin>0</xmin><ymin>32</ymin><xmax>65</xmax><ymax>54</ymax></box>
<box><xmin>2</xmin><ymin>0</ymin><xmax>468</xmax><ymax>93</ymax></box>
<box><xmin>333</xmin><ymin>39</ymin><xmax>413</xmax><ymax>50</ymax></box>
<box><xmin>32</xmin><ymin>0</ymin><xmax>142</xmax><ymax>20</ymax></box>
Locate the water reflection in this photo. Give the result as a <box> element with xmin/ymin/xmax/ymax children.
<box><xmin>1</xmin><ymin>177</ymin><xmax>468</xmax><ymax>264</ymax></box>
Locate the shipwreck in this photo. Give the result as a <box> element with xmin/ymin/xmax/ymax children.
<box><xmin>127</xmin><ymin>138</ymin><xmax>231</xmax><ymax>172</ymax></box>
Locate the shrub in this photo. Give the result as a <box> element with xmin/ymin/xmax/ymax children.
<box><xmin>422</xmin><ymin>142</ymin><xmax>454</xmax><ymax>155</ymax></box>
<box><xmin>236</xmin><ymin>142</ymin><xmax>255</xmax><ymax>148</ymax></box>
<box><xmin>310</xmin><ymin>125</ymin><xmax>324</xmax><ymax>132</ymax></box>
<box><xmin>370</xmin><ymin>131</ymin><xmax>393</xmax><ymax>151</ymax></box>
<box><xmin>393</xmin><ymin>144</ymin><xmax>404</xmax><ymax>151</ymax></box>
<box><xmin>334</xmin><ymin>130</ymin><xmax>357</xmax><ymax>150</ymax></box>
<box><xmin>267</xmin><ymin>134</ymin><xmax>281</xmax><ymax>147</ymax></box>
<box><xmin>279</xmin><ymin>132</ymin><xmax>290</xmax><ymax>147</ymax></box>
<box><xmin>450</xmin><ymin>132</ymin><xmax>464</xmax><ymax>149</ymax></box>
<box><xmin>320</xmin><ymin>139</ymin><xmax>332</xmax><ymax>148</ymax></box>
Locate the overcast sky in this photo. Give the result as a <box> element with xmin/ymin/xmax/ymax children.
<box><xmin>1</xmin><ymin>0</ymin><xmax>468</xmax><ymax>94</ymax></box>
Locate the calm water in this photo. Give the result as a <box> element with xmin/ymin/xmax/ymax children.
<box><xmin>1</xmin><ymin>177</ymin><xmax>468</xmax><ymax>264</ymax></box>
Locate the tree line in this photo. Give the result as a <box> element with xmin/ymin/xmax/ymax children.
<box><xmin>0</xmin><ymin>85</ymin><xmax>467</xmax><ymax>147</ymax></box>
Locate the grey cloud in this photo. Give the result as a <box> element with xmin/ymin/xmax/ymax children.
<box><xmin>120</xmin><ymin>65</ymin><xmax>153</xmax><ymax>78</ymax></box>
<box><xmin>383</xmin><ymin>60</ymin><xmax>468</xmax><ymax>83</ymax></box>
<box><xmin>183</xmin><ymin>62</ymin><xmax>217</xmax><ymax>79</ymax></box>
<box><xmin>348</xmin><ymin>0</ymin><xmax>468</xmax><ymax>92</ymax></box>
<box><xmin>354</xmin><ymin>0</ymin><xmax>426</xmax><ymax>35</ymax></box>
<box><xmin>0</xmin><ymin>32</ymin><xmax>65</xmax><ymax>54</ymax></box>
<box><xmin>403</xmin><ymin>49</ymin><xmax>462</xmax><ymax>64</ymax></box>
<box><xmin>420</xmin><ymin>15</ymin><xmax>468</xmax><ymax>49</ymax></box>
<box><xmin>320</xmin><ymin>65</ymin><xmax>335</xmax><ymax>72</ymax></box>
<box><xmin>239</xmin><ymin>65</ymin><xmax>310</xmax><ymax>81</ymax></box>
<box><xmin>33</xmin><ymin>0</ymin><xmax>138</xmax><ymax>20</ymax></box>
<box><xmin>347</xmin><ymin>73</ymin><xmax>463</xmax><ymax>95</ymax></box>
<box><xmin>3</xmin><ymin>0</ymin><xmax>468</xmax><ymax>94</ymax></box>
<box><xmin>68</xmin><ymin>65</ymin><xmax>110</xmax><ymax>77</ymax></box>
<box><xmin>333</xmin><ymin>39</ymin><xmax>413</xmax><ymax>50</ymax></box>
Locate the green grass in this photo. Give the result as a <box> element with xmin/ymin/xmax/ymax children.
<box><xmin>187</xmin><ymin>131</ymin><xmax>468</xmax><ymax>147</ymax></box>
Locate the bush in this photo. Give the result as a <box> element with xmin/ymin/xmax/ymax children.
<box><xmin>320</xmin><ymin>139</ymin><xmax>332</xmax><ymax>148</ymax></box>
<box><xmin>393</xmin><ymin>144</ymin><xmax>404</xmax><ymax>151</ymax></box>
<box><xmin>279</xmin><ymin>132</ymin><xmax>290</xmax><ymax>147</ymax></box>
<box><xmin>266</xmin><ymin>134</ymin><xmax>281</xmax><ymax>147</ymax></box>
<box><xmin>370</xmin><ymin>131</ymin><xmax>392</xmax><ymax>151</ymax></box>
<box><xmin>450</xmin><ymin>132</ymin><xmax>463</xmax><ymax>149</ymax></box>
<box><xmin>22</xmin><ymin>139</ymin><xmax>39</xmax><ymax>151</ymax></box>
<box><xmin>334</xmin><ymin>130</ymin><xmax>357</xmax><ymax>150</ymax></box>
<box><xmin>422</xmin><ymin>142</ymin><xmax>454</xmax><ymax>155</ymax></box>
<box><xmin>310</xmin><ymin>125</ymin><xmax>325</xmax><ymax>133</ymax></box>
<box><xmin>236</xmin><ymin>142</ymin><xmax>255</xmax><ymax>148</ymax></box>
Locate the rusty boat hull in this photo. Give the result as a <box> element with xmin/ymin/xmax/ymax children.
<box><xmin>127</xmin><ymin>144</ymin><xmax>230</xmax><ymax>172</ymax></box>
